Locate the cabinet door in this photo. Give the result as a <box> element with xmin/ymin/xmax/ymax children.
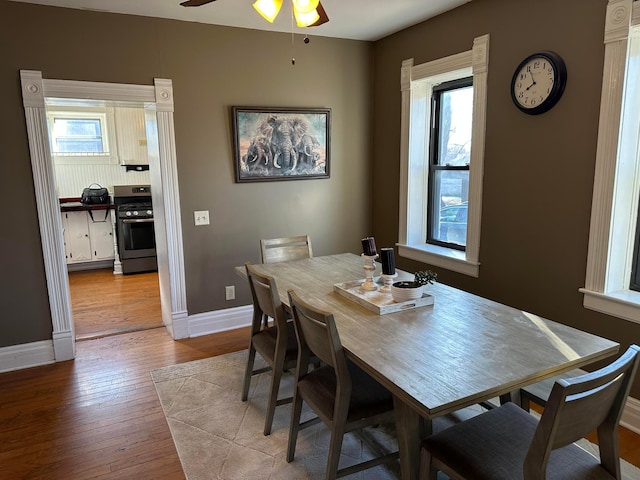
<box><xmin>115</xmin><ymin>107</ymin><xmax>149</xmax><ymax>165</ymax></box>
<box><xmin>88</xmin><ymin>213</ymin><xmax>115</xmax><ymax>260</ymax></box>
<box><xmin>64</xmin><ymin>211</ymin><xmax>92</xmax><ymax>263</ymax></box>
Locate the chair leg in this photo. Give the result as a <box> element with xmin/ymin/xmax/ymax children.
<box><xmin>419</xmin><ymin>447</ymin><xmax>437</xmax><ymax>480</ymax></box>
<box><xmin>325</xmin><ymin>425</ymin><xmax>345</xmax><ymax>480</ymax></box>
<box><xmin>241</xmin><ymin>343</ymin><xmax>257</xmax><ymax>402</ymax></box>
<box><xmin>263</xmin><ymin>362</ymin><xmax>284</xmax><ymax>436</ymax></box>
<box><xmin>287</xmin><ymin>389</ymin><xmax>304</xmax><ymax>462</ymax></box>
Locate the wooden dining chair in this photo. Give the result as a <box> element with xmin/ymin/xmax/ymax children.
<box><xmin>260</xmin><ymin>235</ymin><xmax>313</xmax><ymax>264</ymax></box>
<box><xmin>419</xmin><ymin>344</ymin><xmax>640</xmax><ymax>480</ymax></box>
<box><xmin>241</xmin><ymin>262</ymin><xmax>298</xmax><ymax>436</ymax></box>
<box><xmin>286</xmin><ymin>289</ymin><xmax>398</xmax><ymax>480</ymax></box>
<box><xmin>519</xmin><ymin>367</ymin><xmax>587</xmax><ymax>412</ymax></box>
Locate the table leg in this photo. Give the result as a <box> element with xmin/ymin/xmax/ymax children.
<box><xmin>393</xmin><ymin>395</ymin><xmax>428</xmax><ymax>480</ymax></box>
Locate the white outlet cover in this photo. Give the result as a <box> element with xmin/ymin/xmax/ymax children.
<box><xmin>194</xmin><ymin>210</ymin><xmax>210</xmax><ymax>226</ymax></box>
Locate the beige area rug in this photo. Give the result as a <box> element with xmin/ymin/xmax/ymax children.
<box><xmin>151</xmin><ymin>350</ymin><xmax>640</xmax><ymax>480</ymax></box>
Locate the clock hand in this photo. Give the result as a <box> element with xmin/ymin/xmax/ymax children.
<box><xmin>526</xmin><ymin>71</ymin><xmax>536</xmax><ymax>91</ymax></box>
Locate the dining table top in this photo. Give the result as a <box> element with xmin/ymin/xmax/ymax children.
<box><xmin>243</xmin><ymin>253</ymin><xmax>620</xmax><ymax>420</ymax></box>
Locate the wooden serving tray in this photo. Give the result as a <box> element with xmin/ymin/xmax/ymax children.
<box><xmin>333</xmin><ymin>280</ymin><xmax>434</xmax><ymax>315</ymax></box>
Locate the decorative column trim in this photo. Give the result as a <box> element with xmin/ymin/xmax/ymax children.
<box><xmin>584</xmin><ymin>0</ymin><xmax>632</xmax><ymax>292</ymax></box>
<box><xmin>153</xmin><ymin>79</ymin><xmax>188</xmax><ymax>338</ymax></box>
<box><xmin>20</xmin><ymin>70</ymin><xmax>75</xmax><ymax>362</ymax></box>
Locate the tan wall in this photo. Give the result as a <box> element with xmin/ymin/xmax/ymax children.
<box><xmin>372</xmin><ymin>0</ymin><xmax>640</xmax><ymax>397</ymax></box>
<box><xmin>0</xmin><ymin>1</ymin><xmax>372</xmax><ymax>346</ymax></box>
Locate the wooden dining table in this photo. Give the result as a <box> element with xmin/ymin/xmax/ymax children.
<box><xmin>242</xmin><ymin>253</ymin><xmax>619</xmax><ymax>480</ymax></box>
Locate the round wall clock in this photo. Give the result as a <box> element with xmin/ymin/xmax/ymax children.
<box><xmin>511</xmin><ymin>51</ymin><xmax>567</xmax><ymax>115</ymax></box>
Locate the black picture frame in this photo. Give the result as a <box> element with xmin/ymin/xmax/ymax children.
<box><xmin>232</xmin><ymin>106</ymin><xmax>331</xmax><ymax>182</ymax></box>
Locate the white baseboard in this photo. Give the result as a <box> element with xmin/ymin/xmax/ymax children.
<box><xmin>621</xmin><ymin>396</ymin><xmax>640</xmax><ymax>435</ymax></box>
<box><xmin>0</xmin><ymin>340</ymin><xmax>55</xmax><ymax>373</ymax></box>
<box><xmin>188</xmin><ymin>304</ymin><xmax>252</xmax><ymax>338</ymax></box>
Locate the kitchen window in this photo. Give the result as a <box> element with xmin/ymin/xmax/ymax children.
<box><xmin>46</xmin><ymin>106</ymin><xmax>118</xmax><ymax>164</ymax></box>
<box><xmin>397</xmin><ymin>34</ymin><xmax>489</xmax><ymax>277</ymax></box>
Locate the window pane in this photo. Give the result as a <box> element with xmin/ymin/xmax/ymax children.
<box><xmin>55</xmin><ymin>139</ymin><xmax>104</xmax><ymax>153</ymax></box>
<box><xmin>51</xmin><ymin>117</ymin><xmax>105</xmax><ymax>154</ymax></box>
<box><xmin>431</xmin><ymin>170</ymin><xmax>469</xmax><ymax>246</ymax></box>
<box><xmin>437</xmin><ymin>85</ymin><xmax>473</xmax><ymax>167</ymax></box>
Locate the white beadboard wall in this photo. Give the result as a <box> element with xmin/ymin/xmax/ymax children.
<box><xmin>55</xmin><ymin>164</ymin><xmax>150</xmax><ymax>198</ymax></box>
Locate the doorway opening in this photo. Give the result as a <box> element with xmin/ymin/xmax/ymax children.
<box><xmin>21</xmin><ymin>71</ymin><xmax>188</xmax><ymax>363</ymax></box>
<box><xmin>47</xmin><ymin>99</ymin><xmax>164</xmax><ymax>341</ymax></box>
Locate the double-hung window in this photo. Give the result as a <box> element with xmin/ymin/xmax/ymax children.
<box><xmin>398</xmin><ymin>34</ymin><xmax>489</xmax><ymax>277</ymax></box>
<box><xmin>428</xmin><ymin>78</ymin><xmax>473</xmax><ymax>250</ymax></box>
<box><xmin>46</xmin><ymin>106</ymin><xmax>117</xmax><ymax>164</ymax></box>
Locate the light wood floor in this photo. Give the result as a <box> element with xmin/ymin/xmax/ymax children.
<box><xmin>68</xmin><ymin>269</ymin><xmax>163</xmax><ymax>340</ymax></box>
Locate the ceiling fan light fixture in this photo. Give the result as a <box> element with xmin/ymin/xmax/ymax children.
<box><xmin>292</xmin><ymin>0</ymin><xmax>319</xmax><ymax>14</ymax></box>
<box><xmin>253</xmin><ymin>0</ymin><xmax>283</xmax><ymax>23</ymax></box>
<box><xmin>293</xmin><ymin>7</ymin><xmax>320</xmax><ymax>27</ymax></box>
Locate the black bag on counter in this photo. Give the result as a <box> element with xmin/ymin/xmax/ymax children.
<box><xmin>81</xmin><ymin>183</ymin><xmax>109</xmax><ymax>205</ymax></box>
<box><xmin>81</xmin><ymin>183</ymin><xmax>110</xmax><ymax>222</ymax></box>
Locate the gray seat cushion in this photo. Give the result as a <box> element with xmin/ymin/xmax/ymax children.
<box><xmin>422</xmin><ymin>402</ymin><xmax>615</xmax><ymax>480</ymax></box>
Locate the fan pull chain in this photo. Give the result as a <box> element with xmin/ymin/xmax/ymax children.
<box><xmin>291</xmin><ymin>9</ymin><xmax>296</xmax><ymax>65</ymax></box>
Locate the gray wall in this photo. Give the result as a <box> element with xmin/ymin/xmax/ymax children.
<box><xmin>372</xmin><ymin>0</ymin><xmax>640</xmax><ymax>397</ymax></box>
<box><xmin>0</xmin><ymin>1</ymin><xmax>372</xmax><ymax>345</ymax></box>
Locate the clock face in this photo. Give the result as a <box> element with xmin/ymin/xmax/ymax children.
<box><xmin>511</xmin><ymin>51</ymin><xmax>567</xmax><ymax>115</ymax></box>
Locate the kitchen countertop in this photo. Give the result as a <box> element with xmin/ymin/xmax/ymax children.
<box><xmin>59</xmin><ymin>197</ymin><xmax>113</xmax><ymax>212</ymax></box>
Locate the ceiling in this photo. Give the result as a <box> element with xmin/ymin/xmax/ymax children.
<box><xmin>9</xmin><ymin>0</ymin><xmax>471</xmax><ymax>41</ymax></box>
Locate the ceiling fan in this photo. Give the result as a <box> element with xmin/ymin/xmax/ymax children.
<box><xmin>180</xmin><ymin>0</ymin><xmax>329</xmax><ymax>28</ymax></box>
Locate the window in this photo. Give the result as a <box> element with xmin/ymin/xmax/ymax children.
<box><xmin>428</xmin><ymin>78</ymin><xmax>473</xmax><ymax>250</ymax></box>
<box><xmin>398</xmin><ymin>34</ymin><xmax>489</xmax><ymax>277</ymax></box>
<box><xmin>51</xmin><ymin>116</ymin><xmax>105</xmax><ymax>154</ymax></box>
<box><xmin>581</xmin><ymin>0</ymin><xmax>640</xmax><ymax>324</ymax></box>
<box><xmin>46</xmin><ymin>106</ymin><xmax>117</xmax><ymax>164</ymax></box>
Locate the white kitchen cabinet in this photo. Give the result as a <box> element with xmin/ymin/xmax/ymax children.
<box><xmin>61</xmin><ymin>210</ymin><xmax>115</xmax><ymax>264</ymax></box>
<box><xmin>115</xmin><ymin>107</ymin><xmax>148</xmax><ymax>165</ymax></box>
<box><xmin>88</xmin><ymin>217</ymin><xmax>115</xmax><ymax>260</ymax></box>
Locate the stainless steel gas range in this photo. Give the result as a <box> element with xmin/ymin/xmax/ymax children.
<box><xmin>113</xmin><ymin>185</ymin><xmax>157</xmax><ymax>274</ymax></box>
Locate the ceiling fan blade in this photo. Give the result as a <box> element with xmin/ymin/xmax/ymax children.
<box><xmin>308</xmin><ymin>1</ymin><xmax>329</xmax><ymax>27</ymax></box>
<box><xmin>180</xmin><ymin>0</ymin><xmax>217</xmax><ymax>7</ymax></box>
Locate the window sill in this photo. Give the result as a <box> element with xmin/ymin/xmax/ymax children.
<box><xmin>580</xmin><ymin>288</ymin><xmax>640</xmax><ymax>325</ymax></box>
<box><xmin>397</xmin><ymin>243</ymin><xmax>479</xmax><ymax>277</ymax></box>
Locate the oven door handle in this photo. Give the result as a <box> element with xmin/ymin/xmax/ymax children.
<box><xmin>122</xmin><ymin>218</ymin><xmax>155</xmax><ymax>224</ymax></box>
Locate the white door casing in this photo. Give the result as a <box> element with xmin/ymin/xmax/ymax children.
<box><xmin>20</xmin><ymin>70</ymin><xmax>188</xmax><ymax>361</ymax></box>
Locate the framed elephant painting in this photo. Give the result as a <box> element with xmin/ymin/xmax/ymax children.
<box><xmin>232</xmin><ymin>106</ymin><xmax>331</xmax><ymax>182</ymax></box>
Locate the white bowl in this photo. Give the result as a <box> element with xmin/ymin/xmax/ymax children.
<box><xmin>390</xmin><ymin>282</ymin><xmax>423</xmax><ymax>303</ymax></box>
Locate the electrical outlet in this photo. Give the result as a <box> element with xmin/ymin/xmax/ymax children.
<box><xmin>194</xmin><ymin>210</ymin><xmax>210</xmax><ymax>226</ymax></box>
<box><xmin>225</xmin><ymin>285</ymin><xmax>235</xmax><ymax>301</ymax></box>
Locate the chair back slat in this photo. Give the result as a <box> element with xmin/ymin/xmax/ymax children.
<box><xmin>245</xmin><ymin>263</ymin><xmax>286</xmax><ymax>330</ymax></box>
<box><xmin>524</xmin><ymin>345</ymin><xmax>640</xmax><ymax>479</ymax></box>
<box><xmin>260</xmin><ymin>235</ymin><xmax>313</xmax><ymax>264</ymax></box>
<box><xmin>288</xmin><ymin>290</ymin><xmax>339</xmax><ymax>367</ymax></box>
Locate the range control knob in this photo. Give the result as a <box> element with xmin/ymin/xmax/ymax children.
<box><xmin>126</xmin><ymin>211</ymin><xmax>132</xmax><ymax>217</ymax></box>
<box><xmin>133</xmin><ymin>211</ymin><xmax>139</xmax><ymax>216</ymax></box>
<box><xmin>146</xmin><ymin>210</ymin><xmax>153</xmax><ymax>216</ymax></box>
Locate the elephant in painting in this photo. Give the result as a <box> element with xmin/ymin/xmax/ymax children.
<box><xmin>244</xmin><ymin>135</ymin><xmax>272</xmax><ymax>168</ymax></box>
<box><xmin>268</xmin><ymin>116</ymin><xmax>308</xmax><ymax>171</ymax></box>
<box><xmin>295</xmin><ymin>134</ymin><xmax>320</xmax><ymax>168</ymax></box>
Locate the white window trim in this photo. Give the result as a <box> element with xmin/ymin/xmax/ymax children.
<box><xmin>398</xmin><ymin>34</ymin><xmax>489</xmax><ymax>277</ymax></box>
<box><xmin>581</xmin><ymin>0</ymin><xmax>640</xmax><ymax>325</ymax></box>
<box><xmin>46</xmin><ymin>105</ymin><xmax>118</xmax><ymax>165</ymax></box>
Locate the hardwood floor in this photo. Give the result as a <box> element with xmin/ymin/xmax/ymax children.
<box><xmin>0</xmin><ymin>327</ymin><xmax>250</xmax><ymax>480</ymax></box>
<box><xmin>0</xmin><ymin>328</ymin><xmax>638</xmax><ymax>479</ymax></box>
<box><xmin>68</xmin><ymin>269</ymin><xmax>163</xmax><ymax>340</ymax></box>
